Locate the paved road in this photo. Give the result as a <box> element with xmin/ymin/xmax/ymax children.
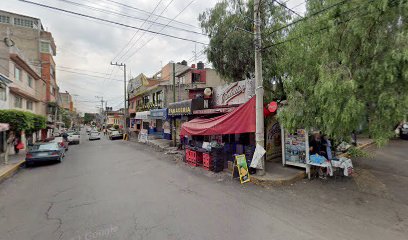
<box><xmin>0</xmin><ymin>132</ymin><xmax>407</xmax><ymax>240</ymax></box>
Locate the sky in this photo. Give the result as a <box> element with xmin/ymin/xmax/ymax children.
<box><xmin>1</xmin><ymin>0</ymin><xmax>306</xmax><ymax>113</ymax></box>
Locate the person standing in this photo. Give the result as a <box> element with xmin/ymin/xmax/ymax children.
<box><xmin>13</xmin><ymin>136</ymin><xmax>20</xmax><ymax>154</ymax></box>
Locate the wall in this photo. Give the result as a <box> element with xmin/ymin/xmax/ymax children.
<box><xmin>0</xmin><ymin>84</ymin><xmax>9</xmax><ymax>110</ymax></box>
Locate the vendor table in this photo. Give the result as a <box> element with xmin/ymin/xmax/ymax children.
<box><xmin>307</xmin><ymin>157</ymin><xmax>353</xmax><ymax>179</ymax></box>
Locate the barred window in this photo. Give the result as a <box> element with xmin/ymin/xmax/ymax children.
<box><xmin>0</xmin><ymin>15</ymin><xmax>10</xmax><ymax>24</ymax></box>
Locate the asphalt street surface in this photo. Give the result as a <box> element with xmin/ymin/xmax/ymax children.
<box><xmin>0</xmin><ymin>131</ymin><xmax>407</xmax><ymax>240</ymax></box>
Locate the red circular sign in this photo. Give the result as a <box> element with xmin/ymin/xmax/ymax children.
<box><xmin>268</xmin><ymin>102</ymin><xmax>278</xmax><ymax>113</ymax></box>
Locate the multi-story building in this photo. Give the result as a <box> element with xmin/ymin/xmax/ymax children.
<box><xmin>0</xmin><ymin>10</ymin><xmax>59</xmax><ymax>138</ymax></box>
<box><xmin>128</xmin><ymin>61</ymin><xmax>227</xmax><ymax>141</ymax></box>
<box><xmin>60</xmin><ymin>91</ymin><xmax>74</xmax><ymax>112</ymax></box>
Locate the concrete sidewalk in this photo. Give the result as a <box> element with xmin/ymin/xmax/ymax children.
<box><xmin>0</xmin><ymin>151</ymin><xmax>26</xmax><ymax>183</ymax></box>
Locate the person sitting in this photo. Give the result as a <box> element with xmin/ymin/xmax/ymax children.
<box><xmin>309</xmin><ymin>132</ymin><xmax>328</xmax><ymax>159</ymax></box>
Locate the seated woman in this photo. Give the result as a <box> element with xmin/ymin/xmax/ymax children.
<box><xmin>309</xmin><ymin>132</ymin><xmax>328</xmax><ymax>159</ymax></box>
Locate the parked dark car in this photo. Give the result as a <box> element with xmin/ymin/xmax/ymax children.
<box><xmin>400</xmin><ymin>123</ymin><xmax>408</xmax><ymax>140</ymax></box>
<box><xmin>25</xmin><ymin>142</ymin><xmax>65</xmax><ymax>166</ymax></box>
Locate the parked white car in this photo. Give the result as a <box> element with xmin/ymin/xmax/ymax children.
<box><xmin>67</xmin><ymin>131</ymin><xmax>80</xmax><ymax>144</ymax></box>
<box><xmin>89</xmin><ymin>131</ymin><xmax>101</xmax><ymax>140</ymax></box>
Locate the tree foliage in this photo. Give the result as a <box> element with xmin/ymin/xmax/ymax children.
<box><xmin>83</xmin><ymin>113</ymin><xmax>95</xmax><ymax>124</ymax></box>
<box><xmin>199</xmin><ymin>0</ymin><xmax>291</xmax><ymax>102</ymax></box>
<box><xmin>0</xmin><ymin>110</ymin><xmax>45</xmax><ymax>133</ymax></box>
<box><xmin>278</xmin><ymin>0</ymin><xmax>408</xmax><ymax>144</ymax></box>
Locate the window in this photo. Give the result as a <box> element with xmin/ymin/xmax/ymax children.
<box><xmin>14</xmin><ymin>18</ymin><xmax>34</xmax><ymax>28</ymax></box>
<box><xmin>14</xmin><ymin>67</ymin><xmax>21</xmax><ymax>81</ymax></box>
<box><xmin>192</xmin><ymin>73</ymin><xmax>202</xmax><ymax>83</ymax></box>
<box><xmin>50</xmin><ymin>86</ymin><xmax>55</xmax><ymax>96</ymax></box>
<box><xmin>0</xmin><ymin>15</ymin><xmax>10</xmax><ymax>24</ymax></box>
<box><xmin>50</xmin><ymin>65</ymin><xmax>55</xmax><ymax>79</ymax></box>
<box><xmin>26</xmin><ymin>101</ymin><xmax>33</xmax><ymax>110</ymax></box>
<box><xmin>0</xmin><ymin>85</ymin><xmax>6</xmax><ymax>101</ymax></box>
<box><xmin>14</xmin><ymin>96</ymin><xmax>22</xmax><ymax>108</ymax></box>
<box><xmin>28</xmin><ymin>76</ymin><xmax>33</xmax><ymax>88</ymax></box>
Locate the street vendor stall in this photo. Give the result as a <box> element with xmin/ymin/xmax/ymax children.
<box><xmin>180</xmin><ymin>97</ymin><xmax>256</xmax><ymax>173</ymax></box>
<box><xmin>281</xmin><ymin>128</ymin><xmax>354</xmax><ymax>179</ymax></box>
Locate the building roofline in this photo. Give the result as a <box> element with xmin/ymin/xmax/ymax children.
<box><xmin>0</xmin><ymin>10</ymin><xmax>44</xmax><ymax>30</ymax></box>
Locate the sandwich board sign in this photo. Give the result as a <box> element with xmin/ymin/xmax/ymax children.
<box><xmin>234</xmin><ymin>154</ymin><xmax>250</xmax><ymax>184</ymax></box>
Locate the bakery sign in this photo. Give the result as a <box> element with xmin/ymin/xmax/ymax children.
<box><xmin>213</xmin><ymin>78</ymin><xmax>255</xmax><ymax>106</ymax></box>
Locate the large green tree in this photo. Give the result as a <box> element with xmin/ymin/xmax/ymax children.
<box><xmin>277</xmin><ymin>0</ymin><xmax>408</xmax><ymax>144</ymax></box>
<box><xmin>199</xmin><ymin>0</ymin><xmax>292</xmax><ymax>100</ymax></box>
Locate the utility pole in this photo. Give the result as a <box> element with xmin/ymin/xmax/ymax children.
<box><xmin>254</xmin><ymin>0</ymin><xmax>265</xmax><ymax>175</ymax></box>
<box><xmin>172</xmin><ymin>62</ymin><xmax>177</xmax><ymax>147</ymax></box>
<box><xmin>110</xmin><ymin>62</ymin><xmax>128</xmax><ymax>137</ymax></box>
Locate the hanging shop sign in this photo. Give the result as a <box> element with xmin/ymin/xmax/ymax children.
<box><xmin>212</xmin><ymin>79</ymin><xmax>255</xmax><ymax>106</ymax></box>
<box><xmin>168</xmin><ymin>98</ymin><xmax>208</xmax><ymax>116</ymax></box>
<box><xmin>268</xmin><ymin>101</ymin><xmax>278</xmax><ymax>113</ymax></box>
<box><xmin>233</xmin><ymin>154</ymin><xmax>250</xmax><ymax>184</ymax></box>
<box><xmin>150</xmin><ymin>108</ymin><xmax>168</xmax><ymax>120</ymax></box>
<box><xmin>193</xmin><ymin>107</ymin><xmax>236</xmax><ymax>115</ymax></box>
<box><xmin>135</xmin><ymin>111</ymin><xmax>150</xmax><ymax>120</ymax></box>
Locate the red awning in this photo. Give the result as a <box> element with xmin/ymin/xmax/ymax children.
<box><xmin>180</xmin><ymin>96</ymin><xmax>256</xmax><ymax>136</ymax></box>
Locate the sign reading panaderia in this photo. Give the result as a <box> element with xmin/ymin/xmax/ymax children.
<box><xmin>168</xmin><ymin>99</ymin><xmax>208</xmax><ymax>116</ymax></box>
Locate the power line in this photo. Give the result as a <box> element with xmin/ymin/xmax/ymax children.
<box><xmin>55</xmin><ymin>0</ymin><xmax>205</xmax><ymax>36</ymax></box>
<box><xmin>274</xmin><ymin>0</ymin><xmax>301</xmax><ymax>17</ymax></box>
<box><xmin>265</xmin><ymin>0</ymin><xmax>351</xmax><ymax>37</ymax></box>
<box><xmin>18</xmin><ymin>0</ymin><xmax>208</xmax><ymax>45</ymax></box>
<box><xmin>122</xmin><ymin>0</ymin><xmax>197</xmax><ymax>62</ymax></box>
<box><xmin>292</xmin><ymin>0</ymin><xmax>309</xmax><ymax>10</ymax></box>
<box><xmin>111</xmin><ymin>0</ymin><xmax>164</xmax><ymax>63</ymax></box>
<box><xmin>101</xmin><ymin>0</ymin><xmax>202</xmax><ymax>30</ymax></box>
<box><xmin>116</xmin><ymin>0</ymin><xmax>176</xmax><ymax>62</ymax></box>
<box><xmin>57</xmin><ymin>68</ymin><xmax>125</xmax><ymax>82</ymax></box>
<box><xmin>263</xmin><ymin>0</ymin><xmax>376</xmax><ymax>49</ymax></box>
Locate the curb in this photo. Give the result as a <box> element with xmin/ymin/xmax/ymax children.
<box><xmin>0</xmin><ymin>160</ymin><xmax>25</xmax><ymax>183</ymax></box>
<box><xmin>250</xmin><ymin>171</ymin><xmax>306</xmax><ymax>187</ymax></box>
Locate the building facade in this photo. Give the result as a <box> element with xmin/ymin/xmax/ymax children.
<box><xmin>0</xmin><ymin>10</ymin><xmax>59</xmax><ymax>139</ymax></box>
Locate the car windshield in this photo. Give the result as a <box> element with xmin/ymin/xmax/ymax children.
<box><xmin>31</xmin><ymin>143</ymin><xmax>59</xmax><ymax>151</ymax></box>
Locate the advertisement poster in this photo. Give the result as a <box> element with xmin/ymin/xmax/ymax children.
<box><xmin>163</xmin><ymin>121</ymin><xmax>171</xmax><ymax>134</ymax></box>
<box><xmin>266</xmin><ymin>117</ymin><xmax>282</xmax><ymax>161</ymax></box>
<box><xmin>234</xmin><ymin>154</ymin><xmax>250</xmax><ymax>184</ymax></box>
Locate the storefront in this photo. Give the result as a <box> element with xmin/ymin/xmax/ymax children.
<box><xmin>168</xmin><ymin>98</ymin><xmax>209</xmax><ymax>143</ymax></box>
<box><xmin>149</xmin><ymin>108</ymin><xmax>170</xmax><ymax>139</ymax></box>
<box><xmin>135</xmin><ymin>111</ymin><xmax>150</xmax><ymax>142</ymax></box>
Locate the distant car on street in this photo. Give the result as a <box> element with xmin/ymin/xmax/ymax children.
<box><xmin>25</xmin><ymin>142</ymin><xmax>65</xmax><ymax>166</ymax></box>
<box><xmin>89</xmin><ymin>131</ymin><xmax>101</xmax><ymax>140</ymax></box>
<box><xmin>400</xmin><ymin>123</ymin><xmax>408</xmax><ymax>140</ymax></box>
<box><xmin>67</xmin><ymin>131</ymin><xmax>81</xmax><ymax>144</ymax></box>
<box><xmin>109</xmin><ymin>130</ymin><xmax>123</xmax><ymax>140</ymax></box>
<box><xmin>51</xmin><ymin>137</ymin><xmax>69</xmax><ymax>151</ymax></box>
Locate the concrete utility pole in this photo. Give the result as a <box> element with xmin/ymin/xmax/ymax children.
<box><xmin>110</xmin><ymin>62</ymin><xmax>128</xmax><ymax>137</ymax></box>
<box><xmin>254</xmin><ymin>0</ymin><xmax>265</xmax><ymax>175</ymax></box>
<box><xmin>172</xmin><ymin>62</ymin><xmax>177</xmax><ymax>147</ymax></box>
